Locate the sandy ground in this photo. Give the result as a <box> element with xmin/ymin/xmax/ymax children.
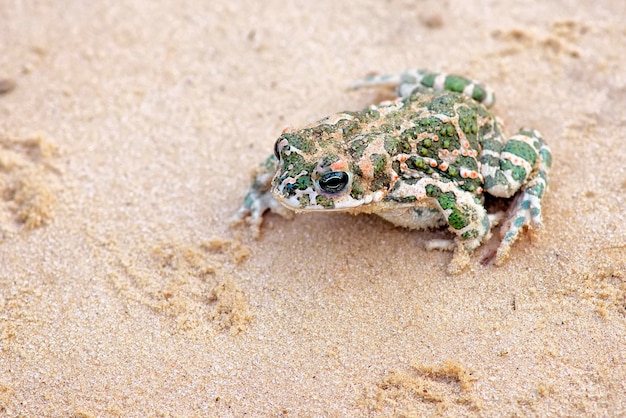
<box><xmin>1</xmin><ymin>0</ymin><xmax>625</xmax><ymax>416</ymax></box>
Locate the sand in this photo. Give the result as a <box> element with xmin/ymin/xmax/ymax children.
<box><xmin>1</xmin><ymin>1</ymin><xmax>625</xmax><ymax>416</ymax></box>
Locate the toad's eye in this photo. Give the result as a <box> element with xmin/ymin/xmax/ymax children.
<box><xmin>273</xmin><ymin>139</ymin><xmax>281</xmax><ymax>160</ymax></box>
<box><xmin>318</xmin><ymin>171</ymin><xmax>350</xmax><ymax>195</ymax></box>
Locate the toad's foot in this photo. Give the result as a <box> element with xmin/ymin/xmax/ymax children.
<box><xmin>231</xmin><ymin>155</ymin><xmax>294</xmax><ymax>237</ymax></box>
<box><xmin>425</xmin><ymin>239</ymin><xmax>470</xmax><ymax>274</ymax></box>
<box><xmin>425</xmin><ymin>212</ymin><xmax>503</xmax><ymax>273</ymax></box>
<box><xmin>425</xmin><ymin>239</ymin><xmax>456</xmax><ymax>252</ymax></box>
<box><xmin>232</xmin><ymin>188</ymin><xmax>294</xmax><ymax>238</ymax></box>
<box><xmin>494</xmin><ymin>193</ymin><xmax>541</xmax><ymax>264</ymax></box>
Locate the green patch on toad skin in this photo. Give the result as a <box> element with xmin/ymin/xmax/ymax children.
<box><xmin>282</xmin><ymin>132</ymin><xmax>314</xmax><ymax>153</ymax></box>
<box><xmin>439</xmin><ymin>122</ymin><xmax>456</xmax><ymax>138</ymax></box>
<box><xmin>458</xmin><ymin>155</ymin><xmax>479</xmax><ymax>171</ymax></box>
<box><xmin>371</xmin><ymin>173</ymin><xmax>391</xmax><ymax>191</ymax></box>
<box><xmin>406</xmin><ymin>156</ymin><xmax>426</xmax><ymax>171</ymax></box>
<box><xmin>448</xmin><ymin>208</ymin><xmax>468</xmax><ymax>230</ymax></box>
<box><xmin>338</xmin><ymin>120</ymin><xmax>361</xmax><ymax>137</ymax></box>
<box><xmin>446</xmin><ymin>165</ymin><xmax>459</xmax><ymax>178</ymax></box>
<box><xmin>370</xmin><ymin>154</ymin><xmax>387</xmax><ymax>177</ymax></box>
<box><xmin>461</xmin><ymin>229</ymin><xmax>479</xmax><ymax>239</ymax></box>
<box><xmin>384</xmin><ymin>135</ymin><xmax>411</xmax><ymax>156</ymax></box>
<box><xmin>457</xmin><ymin>105</ymin><xmax>480</xmax><ymax>146</ymax></box>
<box><xmin>315</xmin><ymin>195</ymin><xmax>334</xmax><ymax>209</ymax></box>
<box><xmin>400</xmin><ymin>127</ymin><xmax>419</xmax><ymax>143</ymax></box>
<box><xmin>350</xmin><ymin>179</ymin><xmax>366</xmax><ymax>200</ymax></box>
<box><xmin>418</xmin><ymin>71</ymin><xmax>437</xmax><ymax>88</ymax></box>
<box><xmin>442</xmin><ymin>75</ymin><xmax>471</xmax><ymax>93</ymax></box>
<box><xmin>299</xmin><ymin>194</ymin><xmax>311</xmax><ymax>207</ymax></box>
<box><xmin>441</xmin><ymin>134</ymin><xmax>460</xmax><ymax>151</ymax></box>
<box><xmin>425</xmin><ymin>184</ymin><xmax>442</xmax><ymax>198</ymax></box>
<box><xmin>391</xmin><ymin>160</ymin><xmax>401</xmax><ymax>175</ymax></box>
<box><xmin>415</xmin><ymin>115</ymin><xmax>444</xmax><ymax>134</ymax></box>
<box><xmin>319</xmin><ymin>154</ymin><xmax>340</xmax><ymax>169</ymax></box>
<box><xmin>539</xmin><ymin>147</ymin><xmax>552</xmax><ymax>170</ymax></box>
<box><xmin>511</xmin><ymin>164</ymin><xmax>528</xmax><ymax>182</ymax></box>
<box><xmin>350</xmin><ymin>162</ymin><xmax>364</xmax><ymax>177</ymax></box>
<box><xmin>504</xmin><ymin>139</ymin><xmax>538</xmax><ymax>167</ymax></box>
<box><xmin>309</xmin><ymin>124</ymin><xmax>336</xmax><ymax>138</ymax></box>
<box><xmin>362</xmin><ymin>108</ymin><xmax>380</xmax><ymax>121</ymax></box>
<box><xmin>369</xmin><ymin>154</ymin><xmax>391</xmax><ymax>191</ymax></box>
<box><xmin>379</xmin><ymin>123</ymin><xmax>397</xmax><ymax>134</ymax></box>
<box><xmin>294</xmin><ymin>175</ymin><xmax>312</xmax><ymax>190</ymax></box>
<box><xmin>437</xmin><ymin>191</ymin><xmax>456</xmax><ymax>210</ymax></box>
<box><xmin>348</xmin><ymin>136</ymin><xmax>369</xmax><ymax>160</ymax></box>
<box><xmin>426</xmin><ymin>92</ymin><xmax>464</xmax><ymax>116</ymax></box>
<box><xmin>484</xmin><ymin>171</ymin><xmax>508</xmax><ymax>190</ymax></box>
<box><xmin>460</xmin><ymin>178</ymin><xmax>481</xmax><ymax>193</ymax></box>
<box><xmin>519</xmin><ymin>129</ymin><xmax>543</xmax><ymax>148</ymax></box>
<box><xmin>391</xmin><ymin>195</ymin><xmax>417</xmax><ymax>203</ymax></box>
<box><xmin>499</xmin><ymin>159</ymin><xmax>527</xmax><ymax>182</ymax></box>
<box><xmin>480</xmin><ymin>153</ymin><xmax>500</xmax><ymax>169</ymax></box>
<box><xmin>281</xmin><ymin>152</ymin><xmax>309</xmax><ymax>177</ymax></box>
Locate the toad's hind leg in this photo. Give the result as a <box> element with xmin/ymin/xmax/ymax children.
<box><xmin>350</xmin><ymin>69</ymin><xmax>495</xmax><ymax>107</ymax></box>
<box><xmin>482</xmin><ymin>129</ymin><xmax>552</xmax><ymax>263</ymax></box>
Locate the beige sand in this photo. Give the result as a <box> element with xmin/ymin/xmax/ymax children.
<box><xmin>1</xmin><ymin>1</ymin><xmax>625</xmax><ymax>416</ymax></box>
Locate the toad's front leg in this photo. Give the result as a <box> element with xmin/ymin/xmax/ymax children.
<box><xmin>391</xmin><ymin>180</ymin><xmax>494</xmax><ymax>274</ymax></box>
<box><xmin>233</xmin><ymin>155</ymin><xmax>294</xmax><ymax>236</ymax></box>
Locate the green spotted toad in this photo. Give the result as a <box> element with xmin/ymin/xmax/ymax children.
<box><xmin>235</xmin><ymin>69</ymin><xmax>552</xmax><ymax>273</ymax></box>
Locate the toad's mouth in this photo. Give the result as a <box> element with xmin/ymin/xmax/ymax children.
<box><xmin>272</xmin><ymin>184</ymin><xmax>390</xmax><ymax>212</ymax></box>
